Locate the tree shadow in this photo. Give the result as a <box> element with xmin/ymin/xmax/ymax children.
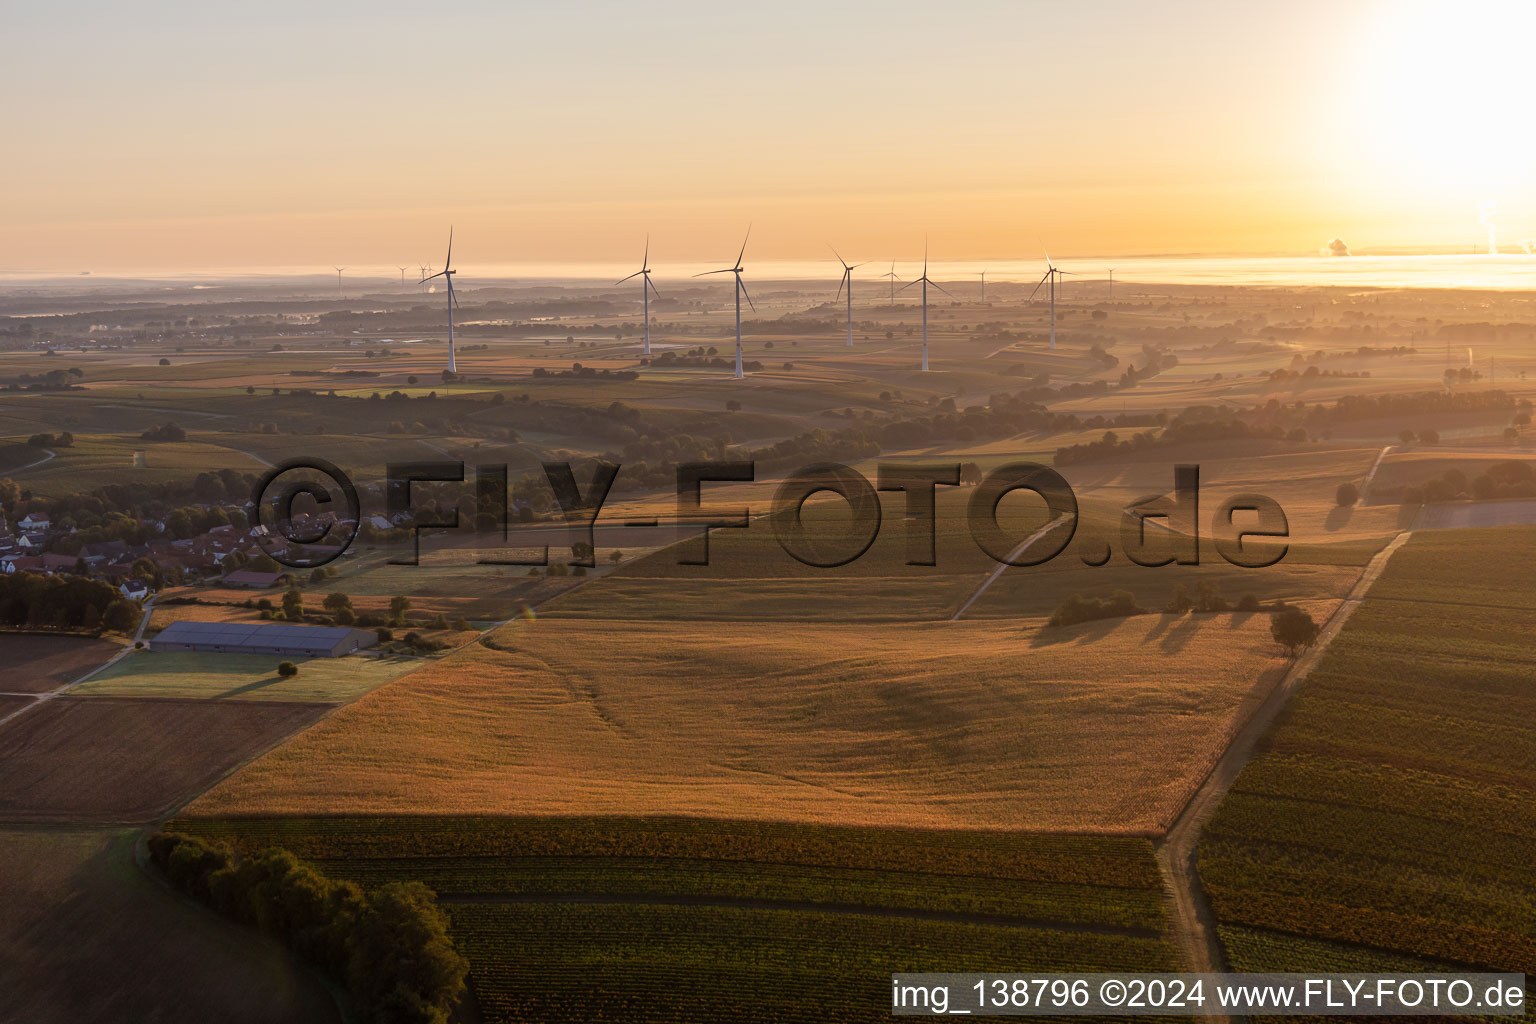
<box><xmin>1323</xmin><ymin>504</ymin><xmax>1353</xmax><ymax>532</ymax></box>
<box><xmin>1029</xmin><ymin>617</ymin><xmax>1124</xmax><ymax>648</ymax></box>
<box><xmin>1158</xmin><ymin>614</ymin><xmax>1203</xmax><ymax>654</ymax></box>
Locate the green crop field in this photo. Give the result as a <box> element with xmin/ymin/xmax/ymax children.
<box><xmin>167</xmin><ymin>816</ymin><xmax>1177</xmax><ymax>1023</ymax></box>
<box><xmin>73</xmin><ymin>649</ymin><xmax>425</xmax><ymax>702</ymax></box>
<box><xmin>1199</xmin><ymin>525</ymin><xmax>1536</xmax><ymax>975</ymax></box>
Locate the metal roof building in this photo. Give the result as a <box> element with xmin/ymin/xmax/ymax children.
<box><xmin>150</xmin><ymin>621</ymin><xmax>378</xmax><ymax>658</ymax></box>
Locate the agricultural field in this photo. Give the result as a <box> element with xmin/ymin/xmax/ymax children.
<box><xmin>184</xmin><ymin>608</ymin><xmax>1311</xmax><ymax>833</ymax></box>
<box><xmin>1199</xmin><ymin>525</ymin><xmax>1536</xmax><ymax>974</ymax></box>
<box><xmin>0</xmin><ymin>826</ymin><xmax>336</xmax><ymax>1024</ymax></box>
<box><xmin>2</xmin><ymin>634</ymin><xmax>125</xmax><ymax>694</ymax></box>
<box><xmin>0</xmin><ymin>696</ymin><xmax>328</xmax><ymax>822</ymax></box>
<box><xmin>166</xmin><ymin>816</ymin><xmax>1176</xmax><ymax>1023</ymax></box>
<box><xmin>72</xmin><ymin>648</ymin><xmax>426</xmax><ymax>702</ymax></box>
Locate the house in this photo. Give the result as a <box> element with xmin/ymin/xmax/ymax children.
<box><xmin>220</xmin><ymin>569</ymin><xmax>291</xmax><ymax>589</ymax></box>
<box><xmin>18</xmin><ymin>532</ymin><xmax>47</xmax><ymax>551</ymax></box>
<box><xmin>120</xmin><ymin>579</ymin><xmax>151</xmax><ymax>600</ymax></box>
<box><xmin>150</xmin><ymin>620</ymin><xmax>377</xmax><ymax>658</ymax></box>
<box><xmin>2</xmin><ymin>555</ymin><xmax>44</xmax><ymax>574</ymax></box>
<box><xmin>38</xmin><ymin>552</ymin><xmax>82</xmax><ymax>574</ymax></box>
<box><xmin>18</xmin><ymin>514</ymin><xmax>49</xmax><ymax>532</ymax></box>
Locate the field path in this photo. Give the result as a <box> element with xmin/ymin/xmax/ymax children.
<box><xmin>949</xmin><ymin>515</ymin><xmax>1073</xmax><ymax>620</ymax></box>
<box><xmin>1154</xmin><ymin>529</ymin><xmax>1413</xmax><ymax>1004</ymax></box>
<box><xmin>0</xmin><ymin>599</ymin><xmax>154</xmax><ymax>728</ymax></box>
<box><xmin>6</xmin><ymin>447</ymin><xmax>56</xmax><ymax>474</ymax></box>
<box><xmin>436</xmin><ymin>892</ymin><xmax>1162</xmax><ymax>938</ymax></box>
<box><xmin>1356</xmin><ymin>444</ymin><xmax>1392</xmax><ymax>502</ymax></box>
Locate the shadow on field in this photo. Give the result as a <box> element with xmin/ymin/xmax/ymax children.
<box><xmin>1324</xmin><ymin>504</ymin><xmax>1353</xmax><ymax>532</ymax></box>
<box><xmin>1029</xmin><ymin>617</ymin><xmax>1121</xmax><ymax>648</ymax></box>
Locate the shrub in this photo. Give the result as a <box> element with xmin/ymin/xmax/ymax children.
<box><xmin>1047</xmin><ymin>590</ymin><xmax>1143</xmax><ymax>628</ymax></box>
<box><xmin>1237</xmin><ymin>593</ymin><xmax>1262</xmax><ymax>612</ymax></box>
<box><xmin>375</xmin><ymin>627</ymin><xmax>393</xmax><ymax>642</ymax></box>
<box><xmin>1335</xmin><ymin>482</ymin><xmax>1359</xmax><ymax>506</ymax></box>
<box><xmin>277</xmin><ymin>661</ymin><xmax>298</xmax><ymax>677</ymax></box>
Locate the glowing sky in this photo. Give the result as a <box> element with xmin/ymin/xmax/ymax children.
<box><xmin>4</xmin><ymin>0</ymin><xmax>1533</xmax><ymax>271</ymax></box>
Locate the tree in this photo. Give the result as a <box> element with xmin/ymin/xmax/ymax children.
<box><xmin>0</xmin><ymin>477</ymin><xmax>18</xmax><ymax>510</ymax></box>
<box><xmin>1419</xmin><ymin>427</ymin><xmax>1440</xmax><ymax>445</ymax></box>
<box><xmin>277</xmin><ymin>661</ymin><xmax>299</xmax><ymax>678</ymax></box>
<box><xmin>248</xmin><ymin>552</ymin><xmax>280</xmax><ymax>574</ymax></box>
<box><xmin>1164</xmin><ymin>584</ymin><xmax>1193</xmax><ymax>614</ymax></box>
<box><xmin>389</xmin><ymin>595</ymin><xmax>411</xmax><ymax>625</ymax></box>
<box><xmin>102</xmin><ymin>599</ymin><xmax>140</xmax><ymax>633</ymax></box>
<box><xmin>322</xmin><ymin>593</ymin><xmax>352</xmax><ymax>613</ymax></box>
<box><xmin>608</xmin><ymin>549</ymin><xmax>623</xmax><ymax>564</ymax></box>
<box><xmin>1335</xmin><ymin>482</ymin><xmax>1359</xmax><ymax>506</ymax></box>
<box><xmin>1271</xmin><ymin>606</ymin><xmax>1320</xmax><ymax>657</ymax></box>
<box><xmin>158</xmin><ymin>357</ymin><xmax>171</xmax><ymax>366</ymax></box>
<box><xmin>1399</xmin><ymin>429</ymin><xmax>1416</xmax><ymax>445</ymax></box>
<box><xmin>282</xmin><ymin>589</ymin><xmax>303</xmax><ymax>619</ymax></box>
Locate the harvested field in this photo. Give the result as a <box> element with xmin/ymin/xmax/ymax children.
<box><xmin>1</xmin><ymin>634</ymin><xmax>124</xmax><ymax>694</ymax></box>
<box><xmin>0</xmin><ymin>696</ymin><xmax>329</xmax><ymax>823</ymax></box>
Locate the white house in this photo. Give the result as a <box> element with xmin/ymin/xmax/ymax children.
<box><xmin>18</xmin><ymin>514</ymin><xmax>49</xmax><ymax>532</ymax></box>
<box><xmin>120</xmin><ymin>579</ymin><xmax>151</xmax><ymax>601</ymax></box>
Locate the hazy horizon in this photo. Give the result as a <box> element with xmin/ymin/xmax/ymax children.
<box><xmin>7</xmin><ymin>0</ymin><xmax>1534</xmax><ymax>270</ymax></box>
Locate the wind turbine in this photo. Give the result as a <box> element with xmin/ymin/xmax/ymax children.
<box><xmin>694</xmin><ymin>227</ymin><xmax>754</xmax><ymax>379</ymax></box>
<box><xmin>419</xmin><ymin>228</ymin><xmax>459</xmax><ymax>374</ymax></box>
<box><xmin>616</xmin><ymin>236</ymin><xmax>660</xmax><ymax>356</ymax></box>
<box><xmin>333</xmin><ymin>267</ymin><xmax>345</xmax><ymax>294</ymax></box>
<box><xmin>1030</xmin><ymin>252</ymin><xmax>1072</xmax><ymax>351</ymax></box>
<box><xmin>398</xmin><ymin>266</ymin><xmax>408</xmax><ymax>287</ymax></box>
<box><xmin>979</xmin><ymin>269</ymin><xmax>987</xmax><ymax>303</ymax></box>
<box><xmin>831</xmin><ymin>246</ymin><xmax>863</xmax><ymax>347</ymax></box>
<box><xmin>880</xmin><ymin>261</ymin><xmax>901</xmax><ymax>305</ymax></box>
<box><xmin>1107</xmin><ymin>268</ymin><xmax>1115</xmax><ymax>301</ymax></box>
<box><xmin>899</xmin><ymin>242</ymin><xmax>951</xmax><ymax>372</ymax></box>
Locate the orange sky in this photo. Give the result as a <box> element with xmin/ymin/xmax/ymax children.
<box><xmin>4</xmin><ymin>0</ymin><xmax>1534</xmax><ymax>272</ymax></box>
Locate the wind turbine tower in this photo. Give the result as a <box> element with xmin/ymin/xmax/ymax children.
<box><xmin>695</xmin><ymin>228</ymin><xmax>754</xmax><ymax>379</ymax></box>
<box><xmin>1030</xmin><ymin>253</ymin><xmax>1072</xmax><ymax>351</ymax></box>
<box><xmin>881</xmin><ymin>261</ymin><xmax>901</xmax><ymax>305</ymax></box>
<box><xmin>333</xmin><ymin>267</ymin><xmax>345</xmax><ymax>294</ymax></box>
<box><xmin>398</xmin><ymin>266</ymin><xmax>408</xmax><ymax>287</ymax></box>
<box><xmin>419</xmin><ymin>228</ymin><xmax>460</xmax><ymax>374</ymax></box>
<box><xmin>899</xmin><ymin>242</ymin><xmax>951</xmax><ymax>372</ymax></box>
<box><xmin>831</xmin><ymin>247</ymin><xmax>863</xmax><ymax>347</ymax></box>
<box><xmin>1107</xmin><ymin>268</ymin><xmax>1114</xmax><ymax>301</ymax></box>
<box><xmin>616</xmin><ymin>237</ymin><xmax>660</xmax><ymax>357</ymax></box>
<box><xmin>979</xmin><ymin>269</ymin><xmax>986</xmax><ymax>303</ymax></box>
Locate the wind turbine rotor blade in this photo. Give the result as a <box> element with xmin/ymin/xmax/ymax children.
<box><xmin>898</xmin><ymin>279</ymin><xmax>920</xmax><ymax>292</ymax></box>
<box><xmin>829</xmin><ymin>244</ymin><xmax>848</xmax><ymax>270</ymax></box>
<box><xmin>647</xmin><ymin>276</ymin><xmax>661</xmax><ymax>299</ymax></box>
<box><xmin>931</xmin><ymin>280</ymin><xmax>954</xmax><ymax>298</ymax></box>
<box><xmin>736</xmin><ymin>225</ymin><xmax>751</xmax><ymax>268</ymax></box>
<box><xmin>422</xmin><ymin>270</ymin><xmax>447</xmax><ymax>283</ymax></box>
<box><xmin>1029</xmin><ymin>271</ymin><xmax>1051</xmax><ymax>300</ymax></box>
<box><xmin>616</xmin><ymin>270</ymin><xmax>643</xmax><ymax>284</ymax></box>
<box><xmin>643</xmin><ymin>234</ymin><xmax>649</xmax><ymax>271</ymax></box>
<box><xmin>693</xmin><ymin>269</ymin><xmax>735</xmax><ymax>277</ymax></box>
<box><xmin>447</xmin><ymin>276</ymin><xmax>460</xmax><ymax>308</ymax></box>
<box><xmin>835</xmin><ymin>271</ymin><xmax>846</xmax><ymax>303</ymax></box>
<box><xmin>738</xmin><ymin>276</ymin><xmax>756</xmax><ymax>312</ymax></box>
<box><xmin>444</xmin><ymin>227</ymin><xmax>453</xmax><ymax>271</ymax></box>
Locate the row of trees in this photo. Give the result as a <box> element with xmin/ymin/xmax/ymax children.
<box><xmin>0</xmin><ymin>573</ymin><xmax>139</xmax><ymax>632</ymax></box>
<box><xmin>148</xmin><ymin>833</ymin><xmax>467</xmax><ymax>1024</ymax></box>
<box><xmin>1045</xmin><ymin>582</ymin><xmax>1319</xmax><ymax>655</ymax></box>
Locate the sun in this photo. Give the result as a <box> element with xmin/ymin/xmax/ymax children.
<box><xmin>1349</xmin><ymin>0</ymin><xmax>1536</xmax><ymax>199</ymax></box>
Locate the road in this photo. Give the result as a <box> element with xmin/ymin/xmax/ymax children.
<box><xmin>1356</xmin><ymin>444</ymin><xmax>1392</xmax><ymax>503</ymax></box>
<box><xmin>1153</xmin><ymin>530</ymin><xmax>1413</xmax><ymax>1013</ymax></box>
